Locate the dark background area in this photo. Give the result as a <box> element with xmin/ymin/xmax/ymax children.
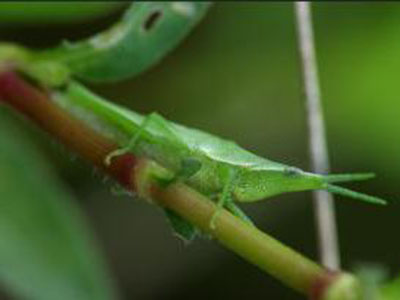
<box><xmin>0</xmin><ymin>3</ymin><xmax>399</xmax><ymax>299</ymax></box>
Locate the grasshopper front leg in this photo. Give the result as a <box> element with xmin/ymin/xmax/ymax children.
<box><xmin>159</xmin><ymin>157</ymin><xmax>202</xmax><ymax>187</ymax></box>
<box><xmin>224</xmin><ymin>202</ymin><xmax>254</xmax><ymax>226</ymax></box>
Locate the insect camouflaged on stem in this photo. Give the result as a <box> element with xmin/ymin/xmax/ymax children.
<box><xmin>50</xmin><ymin>81</ymin><xmax>387</xmax><ymax>239</ymax></box>
<box><xmin>0</xmin><ymin>0</ymin><xmax>388</xmax><ymax>239</ymax></box>
<box><xmin>0</xmin><ymin>71</ymin><xmax>367</xmax><ymax>300</ymax></box>
<box><xmin>0</xmin><ymin>3</ymin><xmax>385</xmax><ymax>299</ymax></box>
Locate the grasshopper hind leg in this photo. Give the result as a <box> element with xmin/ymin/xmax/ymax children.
<box><xmin>156</xmin><ymin>157</ymin><xmax>202</xmax><ymax>189</ymax></box>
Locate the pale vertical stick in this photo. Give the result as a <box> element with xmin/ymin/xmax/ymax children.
<box><xmin>294</xmin><ymin>2</ymin><xmax>340</xmax><ymax>270</ymax></box>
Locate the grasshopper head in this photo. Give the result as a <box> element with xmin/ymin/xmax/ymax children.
<box><xmin>233</xmin><ymin>167</ymin><xmax>386</xmax><ymax>205</ymax></box>
<box><xmin>233</xmin><ymin>167</ymin><xmax>323</xmax><ymax>202</ymax></box>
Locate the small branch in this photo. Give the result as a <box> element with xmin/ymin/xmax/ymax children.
<box><xmin>294</xmin><ymin>2</ymin><xmax>340</xmax><ymax>270</ymax></box>
<box><xmin>0</xmin><ymin>70</ymin><xmax>136</xmax><ymax>187</ymax></box>
<box><xmin>0</xmin><ymin>70</ymin><xmax>360</xmax><ymax>299</ymax></box>
<box><xmin>150</xmin><ymin>180</ymin><xmax>324</xmax><ymax>294</ymax></box>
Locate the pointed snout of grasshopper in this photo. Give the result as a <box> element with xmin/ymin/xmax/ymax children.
<box><xmin>279</xmin><ymin>168</ymin><xmax>324</xmax><ymax>193</ymax></box>
<box><xmin>233</xmin><ymin>168</ymin><xmax>324</xmax><ymax>203</ymax></box>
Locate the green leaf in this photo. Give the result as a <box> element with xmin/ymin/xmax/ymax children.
<box><xmin>0</xmin><ymin>109</ymin><xmax>118</xmax><ymax>300</ymax></box>
<box><xmin>29</xmin><ymin>2</ymin><xmax>211</xmax><ymax>84</ymax></box>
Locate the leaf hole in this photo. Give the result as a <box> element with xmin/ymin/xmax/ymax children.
<box><xmin>143</xmin><ymin>10</ymin><xmax>162</xmax><ymax>31</ymax></box>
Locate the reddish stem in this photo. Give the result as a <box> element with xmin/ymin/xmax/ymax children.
<box><xmin>0</xmin><ymin>70</ymin><xmax>136</xmax><ymax>188</ymax></box>
<box><xmin>309</xmin><ymin>271</ymin><xmax>340</xmax><ymax>300</ymax></box>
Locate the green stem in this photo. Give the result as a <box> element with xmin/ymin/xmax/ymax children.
<box><xmin>150</xmin><ymin>179</ymin><xmax>323</xmax><ymax>294</ymax></box>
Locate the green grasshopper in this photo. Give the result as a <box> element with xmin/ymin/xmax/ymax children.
<box><xmin>52</xmin><ymin>81</ymin><xmax>386</xmax><ymax>239</ymax></box>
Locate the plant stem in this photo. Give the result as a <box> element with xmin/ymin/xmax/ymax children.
<box><xmin>0</xmin><ymin>70</ymin><xmax>360</xmax><ymax>299</ymax></box>
<box><xmin>294</xmin><ymin>2</ymin><xmax>340</xmax><ymax>270</ymax></box>
<box><xmin>0</xmin><ymin>71</ymin><xmax>138</xmax><ymax>188</ymax></box>
<box><xmin>151</xmin><ymin>181</ymin><xmax>323</xmax><ymax>294</ymax></box>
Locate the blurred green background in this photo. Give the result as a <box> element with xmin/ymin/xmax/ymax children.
<box><xmin>0</xmin><ymin>2</ymin><xmax>399</xmax><ymax>299</ymax></box>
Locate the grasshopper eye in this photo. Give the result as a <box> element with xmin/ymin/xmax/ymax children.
<box><xmin>284</xmin><ymin>167</ymin><xmax>301</xmax><ymax>177</ymax></box>
<box><xmin>143</xmin><ymin>10</ymin><xmax>163</xmax><ymax>31</ymax></box>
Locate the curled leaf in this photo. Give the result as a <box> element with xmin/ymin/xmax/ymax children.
<box><xmin>31</xmin><ymin>2</ymin><xmax>211</xmax><ymax>84</ymax></box>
